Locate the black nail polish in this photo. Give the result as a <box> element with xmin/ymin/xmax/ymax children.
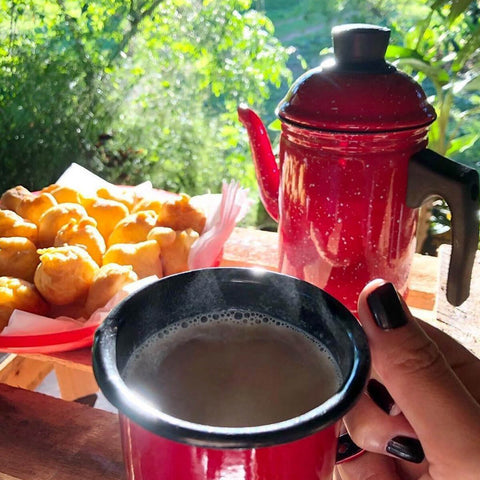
<box><xmin>366</xmin><ymin>282</ymin><xmax>409</xmax><ymax>330</ymax></box>
<box><xmin>336</xmin><ymin>433</ymin><xmax>363</xmax><ymax>463</ymax></box>
<box><xmin>367</xmin><ymin>379</ymin><xmax>395</xmax><ymax>414</ymax></box>
<box><xmin>386</xmin><ymin>436</ymin><xmax>425</xmax><ymax>464</ymax></box>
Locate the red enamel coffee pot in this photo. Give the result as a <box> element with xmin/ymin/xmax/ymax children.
<box><xmin>238</xmin><ymin>24</ymin><xmax>479</xmax><ymax>314</ymax></box>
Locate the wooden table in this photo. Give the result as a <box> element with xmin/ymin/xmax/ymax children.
<box><xmin>0</xmin><ymin>227</ymin><xmax>478</xmax><ymax>479</ymax></box>
<box><xmin>0</xmin><ymin>382</ymin><xmax>125</xmax><ymax>479</ymax></box>
<box><xmin>0</xmin><ymin>227</ymin><xmax>456</xmax><ymax>401</ymax></box>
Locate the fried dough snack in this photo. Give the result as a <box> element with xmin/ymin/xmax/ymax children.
<box><xmin>0</xmin><ymin>237</ymin><xmax>39</xmax><ymax>282</ymax></box>
<box><xmin>96</xmin><ymin>186</ymin><xmax>135</xmax><ymax>211</ymax></box>
<box><xmin>44</xmin><ymin>185</ymin><xmax>86</xmax><ymax>205</ymax></box>
<box><xmin>16</xmin><ymin>192</ymin><xmax>57</xmax><ymax>226</ymax></box>
<box><xmin>34</xmin><ymin>245</ymin><xmax>99</xmax><ymax>305</ymax></box>
<box><xmin>38</xmin><ymin>203</ymin><xmax>88</xmax><ymax>247</ymax></box>
<box><xmin>84</xmin><ymin>263</ymin><xmax>138</xmax><ymax>316</ymax></box>
<box><xmin>83</xmin><ymin>197</ymin><xmax>129</xmax><ymax>243</ymax></box>
<box><xmin>0</xmin><ymin>186</ymin><xmax>32</xmax><ymax>211</ymax></box>
<box><xmin>155</xmin><ymin>194</ymin><xmax>206</xmax><ymax>234</ymax></box>
<box><xmin>0</xmin><ymin>276</ymin><xmax>49</xmax><ymax>332</ymax></box>
<box><xmin>132</xmin><ymin>197</ymin><xmax>165</xmax><ymax>215</ymax></box>
<box><xmin>0</xmin><ymin>179</ymin><xmax>216</xmax><ymax>323</ymax></box>
<box><xmin>0</xmin><ymin>209</ymin><xmax>38</xmax><ymax>244</ymax></box>
<box><xmin>107</xmin><ymin>210</ymin><xmax>158</xmax><ymax>247</ymax></box>
<box><xmin>103</xmin><ymin>240</ymin><xmax>162</xmax><ymax>279</ymax></box>
<box><xmin>151</xmin><ymin>228</ymin><xmax>199</xmax><ymax>276</ymax></box>
<box><xmin>147</xmin><ymin>226</ymin><xmax>176</xmax><ymax>248</ymax></box>
<box><xmin>54</xmin><ymin>218</ymin><xmax>106</xmax><ymax>266</ymax></box>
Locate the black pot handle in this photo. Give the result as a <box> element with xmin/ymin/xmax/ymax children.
<box><xmin>406</xmin><ymin>148</ymin><xmax>479</xmax><ymax>306</ymax></box>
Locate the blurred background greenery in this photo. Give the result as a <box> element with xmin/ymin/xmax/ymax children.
<box><xmin>1</xmin><ymin>0</ymin><xmax>479</xmax><ymax>249</ymax></box>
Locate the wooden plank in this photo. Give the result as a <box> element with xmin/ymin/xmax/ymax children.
<box><xmin>24</xmin><ymin>347</ymin><xmax>93</xmax><ymax>372</ymax></box>
<box><xmin>10</xmin><ymin>227</ymin><xmax>440</xmax><ymax>401</ymax></box>
<box><xmin>223</xmin><ymin>228</ymin><xmax>438</xmax><ymax>307</ymax></box>
<box><xmin>0</xmin><ymin>354</ymin><xmax>53</xmax><ymax>391</ymax></box>
<box><xmin>0</xmin><ymin>473</ymin><xmax>23</xmax><ymax>480</ymax></box>
<box><xmin>405</xmin><ymin>254</ymin><xmax>438</xmax><ymax>311</ymax></box>
<box><xmin>434</xmin><ymin>245</ymin><xmax>480</xmax><ymax>358</ymax></box>
<box><xmin>54</xmin><ymin>364</ymin><xmax>99</xmax><ymax>401</ymax></box>
<box><xmin>222</xmin><ymin>227</ymin><xmax>278</xmax><ymax>271</ymax></box>
<box><xmin>0</xmin><ymin>383</ymin><xmax>125</xmax><ymax>480</ymax></box>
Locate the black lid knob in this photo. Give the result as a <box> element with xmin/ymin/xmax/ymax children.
<box><xmin>332</xmin><ymin>24</ymin><xmax>392</xmax><ymax>72</ymax></box>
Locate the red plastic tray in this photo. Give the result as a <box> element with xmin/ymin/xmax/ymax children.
<box><xmin>0</xmin><ymin>324</ymin><xmax>99</xmax><ymax>354</ymax></box>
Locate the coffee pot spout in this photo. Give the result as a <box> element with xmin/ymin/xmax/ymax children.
<box><xmin>238</xmin><ymin>105</ymin><xmax>279</xmax><ymax>221</ymax></box>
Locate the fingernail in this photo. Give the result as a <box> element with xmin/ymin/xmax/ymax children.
<box><xmin>386</xmin><ymin>436</ymin><xmax>425</xmax><ymax>463</ymax></box>
<box><xmin>366</xmin><ymin>282</ymin><xmax>409</xmax><ymax>330</ymax></box>
<box><xmin>367</xmin><ymin>379</ymin><xmax>395</xmax><ymax>414</ymax></box>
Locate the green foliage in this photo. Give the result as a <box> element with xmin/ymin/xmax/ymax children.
<box><xmin>384</xmin><ymin>1</ymin><xmax>480</xmax><ymax>243</ymax></box>
<box><xmin>385</xmin><ymin>1</ymin><xmax>480</xmax><ymax>160</ymax></box>
<box><xmin>0</xmin><ymin>0</ymin><xmax>291</xmax><ymax>199</ymax></box>
<box><xmin>105</xmin><ymin>0</ymin><xmax>291</xmax><ymax>195</ymax></box>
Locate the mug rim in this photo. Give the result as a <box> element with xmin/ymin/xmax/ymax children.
<box><xmin>92</xmin><ymin>267</ymin><xmax>370</xmax><ymax>449</ymax></box>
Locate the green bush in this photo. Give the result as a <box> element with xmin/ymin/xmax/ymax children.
<box><xmin>0</xmin><ymin>0</ymin><xmax>291</xmax><ymax>205</ymax></box>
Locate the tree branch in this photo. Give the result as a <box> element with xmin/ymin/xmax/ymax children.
<box><xmin>107</xmin><ymin>0</ymin><xmax>165</xmax><ymax>65</ymax></box>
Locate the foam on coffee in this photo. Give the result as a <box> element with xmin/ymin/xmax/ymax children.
<box><xmin>123</xmin><ymin>309</ymin><xmax>342</xmax><ymax>428</ymax></box>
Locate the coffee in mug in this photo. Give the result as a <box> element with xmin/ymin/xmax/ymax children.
<box><xmin>93</xmin><ymin>268</ymin><xmax>370</xmax><ymax>480</ymax></box>
<box><xmin>123</xmin><ymin>309</ymin><xmax>342</xmax><ymax>428</ymax></box>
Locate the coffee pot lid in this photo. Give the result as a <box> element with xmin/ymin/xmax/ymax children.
<box><xmin>276</xmin><ymin>24</ymin><xmax>437</xmax><ymax>132</ymax></box>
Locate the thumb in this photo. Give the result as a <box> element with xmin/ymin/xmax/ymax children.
<box><xmin>358</xmin><ymin>280</ymin><xmax>480</xmax><ymax>464</ymax></box>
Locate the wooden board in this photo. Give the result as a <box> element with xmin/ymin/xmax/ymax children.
<box><xmin>54</xmin><ymin>364</ymin><xmax>99</xmax><ymax>401</ymax></box>
<box><xmin>0</xmin><ymin>383</ymin><xmax>125</xmax><ymax>480</ymax></box>
<box><xmin>24</xmin><ymin>347</ymin><xmax>93</xmax><ymax>371</ymax></box>
<box><xmin>222</xmin><ymin>227</ymin><xmax>279</xmax><ymax>270</ymax></box>
<box><xmin>0</xmin><ymin>355</ymin><xmax>53</xmax><ymax>391</ymax></box>
<box><xmin>224</xmin><ymin>227</ymin><xmax>439</xmax><ymax>310</ymax></box>
<box><xmin>3</xmin><ymin>227</ymin><xmax>443</xmax><ymax>401</ymax></box>
<box><xmin>405</xmin><ymin>253</ymin><xmax>438</xmax><ymax>311</ymax></box>
<box><xmin>435</xmin><ymin>244</ymin><xmax>480</xmax><ymax>358</ymax></box>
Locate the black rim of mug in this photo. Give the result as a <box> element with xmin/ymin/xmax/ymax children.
<box><xmin>92</xmin><ymin>267</ymin><xmax>371</xmax><ymax>449</ymax></box>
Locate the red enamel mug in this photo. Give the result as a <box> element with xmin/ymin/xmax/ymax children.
<box><xmin>93</xmin><ymin>268</ymin><xmax>370</xmax><ymax>479</ymax></box>
<box><xmin>239</xmin><ymin>24</ymin><xmax>479</xmax><ymax>315</ymax></box>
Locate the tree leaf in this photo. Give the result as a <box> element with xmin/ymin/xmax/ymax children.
<box><xmin>452</xmin><ymin>23</ymin><xmax>480</xmax><ymax>71</ymax></box>
<box><xmin>451</xmin><ymin>71</ymin><xmax>480</xmax><ymax>93</ymax></box>
<box><xmin>386</xmin><ymin>45</ymin><xmax>424</xmax><ymax>60</ymax></box>
<box><xmin>395</xmin><ymin>57</ymin><xmax>450</xmax><ymax>85</ymax></box>
<box><xmin>446</xmin><ymin>133</ymin><xmax>480</xmax><ymax>156</ymax></box>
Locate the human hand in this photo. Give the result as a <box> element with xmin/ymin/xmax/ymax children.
<box><xmin>335</xmin><ymin>279</ymin><xmax>480</xmax><ymax>480</ymax></box>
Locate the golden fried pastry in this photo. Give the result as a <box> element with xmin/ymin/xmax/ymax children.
<box><xmin>107</xmin><ymin>210</ymin><xmax>158</xmax><ymax>247</ymax></box>
<box><xmin>0</xmin><ymin>209</ymin><xmax>38</xmax><ymax>244</ymax></box>
<box><xmin>38</xmin><ymin>203</ymin><xmax>88</xmax><ymax>247</ymax></box>
<box><xmin>0</xmin><ymin>185</ymin><xmax>33</xmax><ymax>211</ymax></box>
<box><xmin>84</xmin><ymin>263</ymin><xmax>138</xmax><ymax>316</ymax></box>
<box><xmin>16</xmin><ymin>192</ymin><xmax>57</xmax><ymax>226</ymax></box>
<box><xmin>34</xmin><ymin>245</ymin><xmax>99</xmax><ymax>305</ymax></box>
<box><xmin>83</xmin><ymin>197</ymin><xmax>129</xmax><ymax>243</ymax></box>
<box><xmin>0</xmin><ymin>237</ymin><xmax>39</xmax><ymax>282</ymax></box>
<box><xmin>147</xmin><ymin>226</ymin><xmax>176</xmax><ymax>248</ymax></box>
<box><xmin>103</xmin><ymin>240</ymin><xmax>162</xmax><ymax>279</ymax></box>
<box><xmin>47</xmin><ymin>185</ymin><xmax>86</xmax><ymax>205</ymax></box>
<box><xmin>54</xmin><ymin>217</ymin><xmax>106</xmax><ymax>266</ymax></box>
<box><xmin>0</xmin><ymin>276</ymin><xmax>49</xmax><ymax>332</ymax></box>
<box><xmin>96</xmin><ymin>186</ymin><xmax>135</xmax><ymax>211</ymax></box>
<box><xmin>155</xmin><ymin>194</ymin><xmax>206</xmax><ymax>234</ymax></box>
<box><xmin>132</xmin><ymin>197</ymin><xmax>166</xmax><ymax>215</ymax></box>
<box><xmin>159</xmin><ymin>229</ymin><xmax>199</xmax><ymax>276</ymax></box>
<box><xmin>39</xmin><ymin>184</ymin><xmax>60</xmax><ymax>194</ymax></box>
